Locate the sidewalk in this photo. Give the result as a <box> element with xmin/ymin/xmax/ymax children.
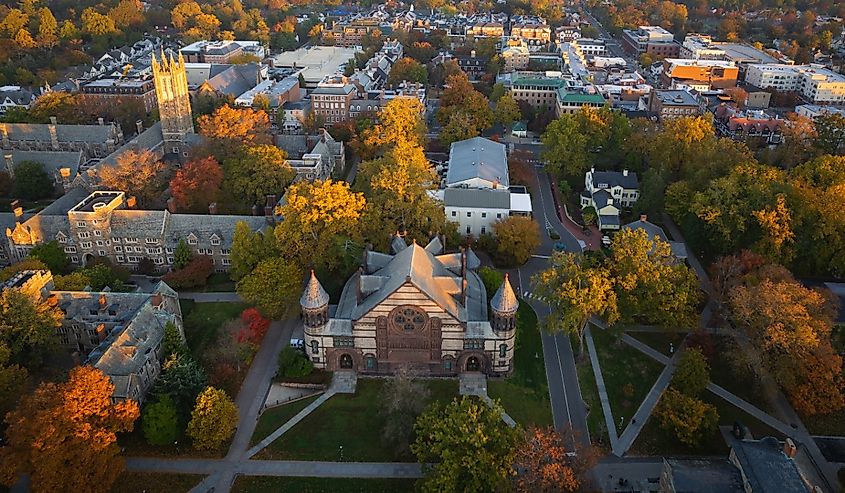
<box><xmin>179</xmin><ymin>292</ymin><xmax>242</xmax><ymax>302</ymax></box>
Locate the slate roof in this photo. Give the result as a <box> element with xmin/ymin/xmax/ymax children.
<box><xmin>599</xmin><ymin>214</ymin><xmax>620</xmax><ymax>227</ymax></box>
<box><xmin>6</xmin><ymin>150</ymin><xmax>84</xmax><ymax>176</ymax></box>
<box><xmin>662</xmin><ymin>459</ymin><xmax>743</xmax><ymax>493</ymax></box>
<box><xmin>0</xmin><ymin>122</ymin><xmax>120</xmax><ymax>144</ymax></box>
<box><xmin>446</xmin><ymin>137</ymin><xmax>509</xmax><ymax>188</ymax></box>
<box><xmin>590</xmin><ymin>169</ymin><xmax>639</xmax><ymax>190</ymax></box>
<box><xmin>731</xmin><ymin>438</ymin><xmax>808</xmax><ymax>493</ymax></box>
<box><xmin>491</xmin><ymin>273</ymin><xmax>518</xmax><ymax>315</ymax></box>
<box><xmin>335</xmin><ymin>243</ymin><xmax>487</xmax><ymax>323</ymax></box>
<box><xmin>592</xmin><ymin>189</ymin><xmax>613</xmax><ymax>209</ymax></box>
<box><xmin>301</xmin><ymin>270</ymin><xmax>330</xmax><ymax>309</ymax></box>
<box><xmin>442</xmin><ymin>188</ymin><xmax>511</xmax><ymax>209</ymax></box>
<box><xmin>202</xmin><ymin>63</ymin><xmax>262</xmax><ymax>97</ymax></box>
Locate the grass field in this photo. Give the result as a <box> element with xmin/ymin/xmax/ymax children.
<box><xmin>488</xmin><ymin>303</ymin><xmax>553</xmax><ymax>427</ymax></box>
<box><xmin>258</xmin><ymin>378</ymin><xmax>458</xmax><ymax>462</ymax></box>
<box><xmin>590</xmin><ymin>326</ymin><xmax>664</xmax><ymax>434</ymax></box>
<box><xmin>575</xmin><ymin>354</ymin><xmax>610</xmax><ymax>451</ymax></box>
<box><xmin>232</xmin><ymin>476</ymin><xmax>417</xmax><ymax>493</ymax></box>
<box><xmin>179</xmin><ymin>300</ymin><xmax>248</xmax><ymax>357</ymax></box>
<box><xmin>251</xmin><ymin>394</ymin><xmax>322</xmax><ymax>446</ymax></box>
<box><xmin>110</xmin><ymin>472</ymin><xmax>203</xmax><ymax>493</ymax></box>
<box><xmin>628</xmin><ymin>331</ymin><xmax>687</xmax><ymax>357</ymax></box>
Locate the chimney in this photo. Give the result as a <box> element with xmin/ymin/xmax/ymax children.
<box><xmin>471</xmin><ymin>49</ymin><xmax>476</xmax><ymax>58</ymax></box>
<box><xmin>460</xmin><ymin>246</ymin><xmax>467</xmax><ymax>279</ymax></box>
<box><xmin>0</xmin><ymin>124</ymin><xmax>8</xmax><ymax>148</ymax></box>
<box><xmin>251</xmin><ymin>204</ymin><xmax>260</xmax><ymax>216</ymax></box>
<box><xmin>362</xmin><ymin>243</ymin><xmax>370</xmax><ymax>272</ymax></box>
<box><xmin>783</xmin><ymin>438</ymin><xmax>797</xmax><ymax>458</ymax></box>
<box><xmin>99</xmin><ymin>293</ymin><xmax>107</xmax><ymax>308</ymax></box>
<box><xmin>13</xmin><ymin>206</ymin><xmax>23</xmax><ymax>220</ymax></box>
<box><xmin>136</xmin><ymin>120</ymin><xmax>144</xmax><ymax>135</ymax></box>
<box><xmin>166</xmin><ymin>197</ymin><xmax>177</xmax><ymax>213</ymax></box>
<box><xmin>264</xmin><ymin>204</ymin><xmax>273</xmax><ymax>216</ymax></box>
<box><xmin>623</xmin><ymin>169</ymin><xmax>629</xmax><ymax>176</ymax></box>
<box><xmin>208</xmin><ymin>202</ymin><xmax>218</xmax><ymax>215</ymax></box>
<box><xmin>48</xmin><ymin>123</ymin><xmax>59</xmax><ymax>151</ymax></box>
<box><xmin>461</xmin><ymin>277</ymin><xmax>468</xmax><ymax>305</ymax></box>
<box><xmin>126</xmin><ymin>196</ymin><xmax>137</xmax><ymax>209</ymax></box>
<box><xmin>50</xmin><ymin>116</ymin><xmax>57</xmax><ymax>125</ymax></box>
<box><xmin>3</xmin><ymin>154</ymin><xmax>12</xmax><ymax>177</ymax></box>
<box><xmin>151</xmin><ymin>293</ymin><xmax>163</xmax><ymax>307</ymax></box>
<box><xmin>356</xmin><ymin>266</ymin><xmax>364</xmax><ymax>304</ymax></box>
<box><xmin>98</xmin><ymin>117</ymin><xmax>104</xmax><ymax>126</ymax></box>
<box><xmin>640</xmin><ymin>214</ymin><xmax>647</xmax><ymax>222</ymax></box>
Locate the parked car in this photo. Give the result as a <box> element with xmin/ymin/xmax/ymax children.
<box><xmin>553</xmin><ymin>241</ymin><xmax>567</xmax><ymax>251</ymax></box>
<box><xmin>289</xmin><ymin>338</ymin><xmax>304</xmax><ymax>350</ymax></box>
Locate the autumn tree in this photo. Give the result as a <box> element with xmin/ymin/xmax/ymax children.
<box><xmin>187</xmin><ymin>386</ymin><xmax>238</xmax><ymax>450</ymax></box>
<box><xmin>387</xmin><ymin>57</ymin><xmax>428</xmax><ymax>86</ymax></box>
<box><xmin>274</xmin><ymin>179</ymin><xmax>366</xmax><ymax>270</ymax></box>
<box><xmin>223</xmin><ymin>145</ymin><xmax>293</xmax><ymax>206</ymax></box>
<box><xmin>98</xmin><ymin>149</ymin><xmax>168</xmax><ymax>207</ymax></box>
<box><xmin>672</xmin><ymin>347</ymin><xmax>710</xmax><ymax>397</ymax></box>
<box><xmin>197</xmin><ymin>105</ymin><xmax>271</xmax><ymax>156</ymax></box>
<box><xmin>0</xmin><ymin>366</ymin><xmax>139</xmax><ymax>492</ymax></box>
<box><xmin>513</xmin><ymin>426</ymin><xmax>596</xmax><ymax>493</ymax></box>
<box><xmin>379</xmin><ymin>367</ymin><xmax>431</xmax><ymax>456</ymax></box>
<box><xmin>412</xmin><ymin>397</ymin><xmax>520</xmax><ymax>493</ymax></box>
<box><xmin>230</xmin><ymin>221</ymin><xmax>280</xmax><ymax>280</ymax></box>
<box><xmin>437</xmin><ymin>72</ymin><xmax>493</xmax><ymax>145</ymax></box>
<box><xmin>609</xmin><ymin>228</ymin><xmax>700</xmax><ymax>328</ymax></box>
<box><xmin>729</xmin><ymin>273</ymin><xmax>844</xmax><ymax>416</ymax></box>
<box><xmin>0</xmin><ymin>288</ymin><xmax>63</xmax><ymax>368</ymax></box>
<box><xmin>492</xmin><ymin>216</ymin><xmax>540</xmax><ymax>266</ymax></box>
<box><xmin>27</xmin><ymin>92</ymin><xmax>84</xmax><ymax>124</ymax></box>
<box><xmin>36</xmin><ymin>7</ymin><xmax>57</xmax><ymax>48</ymax></box>
<box><xmin>142</xmin><ymin>396</ymin><xmax>181</xmax><ymax>446</ymax></box>
<box><xmin>532</xmin><ymin>252</ymin><xmax>618</xmax><ymax>355</ymax></box>
<box><xmin>493</xmin><ymin>94</ymin><xmax>521</xmax><ymax>128</ymax></box>
<box><xmin>362</xmin><ymin>97</ymin><xmax>427</xmax><ymax>153</ymax></box>
<box><xmin>0</xmin><ymin>343</ymin><xmax>27</xmax><ymax>419</ymax></box>
<box><xmin>655</xmin><ymin>389</ymin><xmax>718</xmax><ymax>447</ymax></box>
<box><xmin>236</xmin><ymin>257</ymin><xmax>302</xmax><ymax>319</ymax></box>
<box><xmin>170</xmin><ymin>156</ymin><xmax>224</xmax><ymax>212</ymax></box>
<box><xmin>81</xmin><ymin>8</ymin><xmax>118</xmax><ymax>36</ymax></box>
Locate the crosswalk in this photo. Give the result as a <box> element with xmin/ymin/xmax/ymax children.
<box><xmin>523</xmin><ymin>290</ymin><xmax>550</xmax><ymax>303</ymax></box>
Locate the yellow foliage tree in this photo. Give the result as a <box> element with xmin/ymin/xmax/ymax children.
<box><xmin>0</xmin><ymin>366</ymin><xmax>139</xmax><ymax>492</ymax></box>
<box><xmin>363</xmin><ymin>97</ymin><xmax>426</xmax><ymax>153</ymax></box>
<box><xmin>186</xmin><ymin>386</ymin><xmax>238</xmax><ymax>450</ymax></box>
<box><xmin>655</xmin><ymin>389</ymin><xmax>718</xmax><ymax>447</ymax></box>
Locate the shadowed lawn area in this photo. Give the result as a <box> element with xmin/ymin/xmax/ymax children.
<box><xmin>707</xmin><ymin>335</ymin><xmax>774</xmax><ymax>415</ymax></box>
<box><xmin>110</xmin><ymin>472</ymin><xmax>203</xmax><ymax>493</ymax></box>
<box><xmin>628</xmin><ymin>331</ymin><xmax>687</xmax><ymax>357</ymax></box>
<box><xmin>488</xmin><ymin>302</ymin><xmax>552</xmax><ymax>427</ymax></box>
<box><xmin>250</xmin><ymin>394</ymin><xmax>322</xmax><ymax>446</ymax></box>
<box><xmin>575</xmin><ymin>354</ymin><xmax>610</xmax><ymax>452</ymax></box>
<box><xmin>199</xmin><ymin>272</ymin><xmax>237</xmax><ymax>292</ymax></box>
<box><xmin>590</xmin><ymin>326</ymin><xmax>664</xmax><ymax>434</ymax></box>
<box><xmin>629</xmin><ymin>390</ymin><xmax>785</xmax><ymax>457</ymax></box>
<box><xmin>179</xmin><ymin>300</ymin><xmax>249</xmax><ymax>356</ymax></box>
<box><xmin>232</xmin><ymin>476</ymin><xmax>418</xmax><ymax>493</ymax></box>
<box><xmin>258</xmin><ymin>379</ymin><xmax>458</xmax><ymax>462</ymax></box>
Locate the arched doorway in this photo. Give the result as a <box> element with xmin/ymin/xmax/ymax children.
<box><xmin>82</xmin><ymin>253</ymin><xmax>95</xmax><ymax>267</ymax></box>
<box><xmin>339</xmin><ymin>353</ymin><xmax>353</xmax><ymax>369</ymax></box>
<box><xmin>466</xmin><ymin>356</ymin><xmax>480</xmax><ymax>372</ymax></box>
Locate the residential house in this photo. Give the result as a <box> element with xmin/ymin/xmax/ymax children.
<box><xmin>275</xmin><ymin>129</ymin><xmax>344</xmax><ymax>181</ymax></box>
<box><xmin>580</xmin><ymin>168</ymin><xmax>639</xmax><ymax>230</ymax></box>
<box><xmin>0</xmin><ymin>86</ymin><xmax>36</xmax><ymax>116</ymax></box>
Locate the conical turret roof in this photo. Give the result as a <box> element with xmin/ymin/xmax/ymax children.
<box><xmin>491</xmin><ymin>273</ymin><xmax>519</xmax><ymax>315</ymax></box>
<box><xmin>300</xmin><ymin>270</ymin><xmax>329</xmax><ymax>310</ymax></box>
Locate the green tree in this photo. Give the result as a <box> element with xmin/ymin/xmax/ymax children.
<box><xmin>541</xmin><ymin>115</ymin><xmax>589</xmax><ymax>178</ymax></box>
<box><xmin>27</xmin><ymin>241</ymin><xmax>69</xmax><ymax>274</ymax></box>
<box><xmin>493</xmin><ymin>94</ymin><xmax>521</xmax><ymax>128</ymax></box>
<box><xmin>489</xmin><ymin>83</ymin><xmax>506</xmax><ymax>102</ymax></box>
<box><xmin>0</xmin><ymin>259</ymin><xmax>48</xmax><ymax>282</ymax></box>
<box><xmin>13</xmin><ymin>161</ymin><xmax>53</xmax><ymax>201</ymax></box>
<box><xmin>672</xmin><ymin>347</ymin><xmax>710</xmax><ymax>397</ymax></box>
<box><xmin>174</xmin><ymin>239</ymin><xmax>193</xmax><ymax>270</ymax></box>
<box><xmin>277</xmin><ymin>346</ymin><xmax>313</xmax><ymax>378</ymax></box>
<box><xmin>387</xmin><ymin>57</ymin><xmax>428</xmax><ymax>86</ymax></box>
<box><xmin>153</xmin><ymin>353</ymin><xmax>207</xmax><ymax>416</ymax></box>
<box><xmin>187</xmin><ymin>387</ymin><xmax>238</xmax><ymax>450</ymax></box>
<box><xmin>814</xmin><ymin>113</ymin><xmax>845</xmax><ymax>155</ymax></box>
<box><xmin>655</xmin><ymin>389</ymin><xmax>718</xmax><ymax>447</ymax></box>
<box><xmin>230</xmin><ymin>221</ymin><xmax>280</xmax><ymax>281</ymax></box>
<box><xmin>142</xmin><ymin>396</ymin><xmax>181</xmax><ymax>446</ymax></box>
<box><xmin>223</xmin><ymin>145</ymin><xmax>293</xmax><ymax>205</ymax></box>
<box><xmin>0</xmin><ymin>289</ymin><xmax>63</xmax><ymax>368</ymax></box>
<box><xmin>0</xmin><ymin>343</ymin><xmax>28</xmax><ymax>419</ymax></box>
<box><xmin>58</xmin><ymin>19</ymin><xmax>77</xmax><ymax>40</ymax></box>
<box><xmin>492</xmin><ymin>216</ymin><xmax>540</xmax><ymax>266</ymax></box>
<box><xmin>236</xmin><ymin>258</ymin><xmax>302</xmax><ymax>319</ymax></box>
<box><xmin>162</xmin><ymin>322</ymin><xmax>186</xmax><ymax>358</ymax></box>
<box><xmin>532</xmin><ymin>252</ymin><xmax>619</xmax><ymax>355</ymax></box>
<box><xmin>274</xmin><ymin>179</ymin><xmax>366</xmax><ymax>270</ymax></box>
<box><xmin>412</xmin><ymin>397</ymin><xmax>520</xmax><ymax>493</ymax></box>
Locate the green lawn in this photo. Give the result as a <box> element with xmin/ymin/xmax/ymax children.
<box><xmin>628</xmin><ymin>331</ymin><xmax>687</xmax><ymax>357</ymax></box>
<box><xmin>488</xmin><ymin>303</ymin><xmax>552</xmax><ymax>427</ymax></box>
<box><xmin>590</xmin><ymin>326</ymin><xmax>665</xmax><ymax>434</ymax></box>
<box><xmin>110</xmin><ymin>472</ymin><xmax>203</xmax><ymax>493</ymax></box>
<box><xmin>179</xmin><ymin>300</ymin><xmax>248</xmax><ymax>356</ymax></box>
<box><xmin>251</xmin><ymin>394</ymin><xmax>322</xmax><ymax>446</ymax></box>
<box><xmin>258</xmin><ymin>378</ymin><xmax>458</xmax><ymax>462</ymax></box>
<box><xmin>232</xmin><ymin>476</ymin><xmax>417</xmax><ymax>493</ymax></box>
<box><xmin>628</xmin><ymin>390</ymin><xmax>785</xmax><ymax>457</ymax></box>
<box><xmin>199</xmin><ymin>272</ymin><xmax>237</xmax><ymax>292</ymax></box>
<box><xmin>575</xmin><ymin>354</ymin><xmax>610</xmax><ymax>452</ymax></box>
<box><xmin>118</xmin><ymin>424</ymin><xmax>228</xmax><ymax>459</ymax></box>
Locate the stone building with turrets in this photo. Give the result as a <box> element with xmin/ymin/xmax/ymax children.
<box><xmin>300</xmin><ymin>235</ymin><xmax>517</xmax><ymax>376</ymax></box>
<box><xmin>151</xmin><ymin>51</ymin><xmax>195</xmax><ymax>157</ymax></box>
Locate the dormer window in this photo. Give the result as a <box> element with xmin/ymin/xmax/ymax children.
<box><xmin>210</xmin><ymin>235</ymin><xmax>221</xmax><ymax>246</ymax></box>
<box><xmin>187</xmin><ymin>235</ymin><xmax>198</xmax><ymax>246</ymax></box>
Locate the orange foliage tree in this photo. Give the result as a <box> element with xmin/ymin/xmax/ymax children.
<box><xmin>197</xmin><ymin>104</ymin><xmax>271</xmax><ymax>154</ymax></box>
<box><xmin>170</xmin><ymin>156</ymin><xmax>224</xmax><ymax>212</ymax></box>
<box><xmin>0</xmin><ymin>366</ymin><xmax>139</xmax><ymax>492</ymax></box>
<box><xmin>98</xmin><ymin>149</ymin><xmax>168</xmax><ymax>207</ymax></box>
<box><xmin>513</xmin><ymin>426</ymin><xmax>596</xmax><ymax>492</ymax></box>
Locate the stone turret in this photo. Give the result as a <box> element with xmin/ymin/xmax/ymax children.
<box><xmin>490</xmin><ymin>273</ymin><xmax>518</xmax><ymax>332</ymax></box>
<box><xmin>300</xmin><ymin>270</ymin><xmax>329</xmax><ymax>329</ymax></box>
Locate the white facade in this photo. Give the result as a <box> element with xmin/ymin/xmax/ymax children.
<box><xmin>745</xmin><ymin>64</ymin><xmax>845</xmax><ymax>104</ymax></box>
<box><xmin>438</xmin><ymin>189</ymin><xmax>532</xmax><ymax>237</ymax></box>
<box><xmin>680</xmin><ymin>34</ymin><xmax>727</xmax><ymax>60</ymax></box>
<box><xmin>574</xmin><ymin>38</ymin><xmax>607</xmax><ymax>56</ymax></box>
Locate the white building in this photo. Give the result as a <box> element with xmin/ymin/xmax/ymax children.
<box><xmin>574</xmin><ymin>38</ymin><xmax>607</xmax><ymax>57</ymax></box>
<box><xmin>580</xmin><ymin>168</ymin><xmax>639</xmax><ymax>230</ymax></box>
<box><xmin>439</xmin><ymin>137</ymin><xmax>532</xmax><ymax>237</ymax></box>
<box><xmin>745</xmin><ymin>64</ymin><xmax>845</xmax><ymax>104</ymax></box>
<box><xmin>794</xmin><ymin>104</ymin><xmax>845</xmax><ymax>120</ymax></box>
<box><xmin>680</xmin><ymin>34</ymin><xmax>727</xmax><ymax>60</ymax></box>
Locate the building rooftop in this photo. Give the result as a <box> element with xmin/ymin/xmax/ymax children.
<box><xmin>652</xmin><ymin>89</ymin><xmax>699</xmax><ymax>106</ymax></box>
<box><xmin>273</xmin><ymin>46</ymin><xmax>359</xmax><ymax>85</ymax></box>
<box><xmin>731</xmin><ymin>438</ymin><xmax>809</xmax><ymax>493</ymax></box>
<box><xmin>447</xmin><ymin>137</ymin><xmax>509</xmax><ymax>188</ymax></box>
<box><xmin>662</xmin><ymin>458</ymin><xmax>744</xmax><ymax>493</ymax></box>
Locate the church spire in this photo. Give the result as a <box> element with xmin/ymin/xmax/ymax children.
<box><xmin>491</xmin><ymin>273</ymin><xmax>519</xmax><ymax>316</ymax></box>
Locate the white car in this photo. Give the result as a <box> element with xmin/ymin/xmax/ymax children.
<box><xmin>289</xmin><ymin>339</ymin><xmax>304</xmax><ymax>350</ymax></box>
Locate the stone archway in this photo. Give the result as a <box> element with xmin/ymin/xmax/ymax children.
<box><xmin>466</xmin><ymin>356</ymin><xmax>480</xmax><ymax>372</ymax></box>
<box><xmin>458</xmin><ymin>352</ymin><xmax>488</xmax><ymax>374</ymax></box>
<box><xmin>82</xmin><ymin>253</ymin><xmax>95</xmax><ymax>267</ymax></box>
<box><xmin>339</xmin><ymin>353</ymin><xmax>353</xmax><ymax>369</ymax></box>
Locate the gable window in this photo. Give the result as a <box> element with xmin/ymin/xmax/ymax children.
<box><xmin>187</xmin><ymin>237</ymin><xmax>197</xmax><ymax>246</ymax></box>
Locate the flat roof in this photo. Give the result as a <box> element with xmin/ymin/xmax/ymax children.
<box><xmin>70</xmin><ymin>191</ymin><xmax>123</xmax><ymax>213</ymax></box>
<box><xmin>715</xmin><ymin>43</ymin><xmax>780</xmax><ymax>64</ymax></box>
<box><xmin>273</xmin><ymin>46</ymin><xmax>360</xmax><ymax>83</ymax></box>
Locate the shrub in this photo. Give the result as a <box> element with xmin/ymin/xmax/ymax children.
<box><xmin>277</xmin><ymin>346</ymin><xmax>314</xmax><ymax>378</ymax></box>
<box><xmin>478</xmin><ymin>266</ymin><xmax>504</xmax><ymax>302</ymax></box>
<box><xmin>162</xmin><ymin>256</ymin><xmax>214</xmax><ymax>290</ymax></box>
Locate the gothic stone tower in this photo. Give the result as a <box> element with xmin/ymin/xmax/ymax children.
<box><xmin>152</xmin><ymin>52</ymin><xmax>194</xmax><ymax>156</ymax></box>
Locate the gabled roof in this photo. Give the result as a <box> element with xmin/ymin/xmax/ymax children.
<box><xmin>589</xmin><ymin>169</ymin><xmax>639</xmax><ymax>190</ymax></box>
<box><xmin>446</xmin><ymin>137</ymin><xmax>509</xmax><ymax>188</ymax></box>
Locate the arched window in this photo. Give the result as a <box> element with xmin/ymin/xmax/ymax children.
<box><xmin>499</xmin><ymin>344</ymin><xmax>508</xmax><ymax>358</ymax></box>
<box><xmin>310</xmin><ymin>340</ymin><xmax>319</xmax><ymax>354</ymax></box>
<box><xmin>340</xmin><ymin>353</ymin><xmax>353</xmax><ymax>369</ymax></box>
<box><xmin>365</xmin><ymin>355</ymin><xmax>376</xmax><ymax>370</ymax></box>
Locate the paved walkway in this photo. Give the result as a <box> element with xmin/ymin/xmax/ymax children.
<box><xmin>127</xmin><ymin>457</ymin><xmax>425</xmax><ymax>479</ymax></box>
<box><xmin>583</xmin><ymin>325</ymin><xmax>619</xmax><ymax>448</ymax></box>
<box><xmin>264</xmin><ymin>385</ymin><xmax>322</xmax><ymax>408</ymax></box>
<box><xmin>245</xmin><ymin>390</ymin><xmax>333</xmax><ymax>459</ymax></box>
<box><xmin>459</xmin><ymin>373</ymin><xmax>516</xmax><ymax>427</ymax></box>
<box><xmin>178</xmin><ymin>292</ymin><xmax>242</xmax><ymax>302</ymax></box>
